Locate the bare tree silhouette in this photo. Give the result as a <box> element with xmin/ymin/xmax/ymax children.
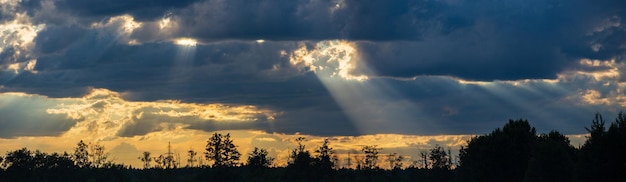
<box><xmin>138</xmin><ymin>151</ymin><xmax>151</xmax><ymax>169</ymax></box>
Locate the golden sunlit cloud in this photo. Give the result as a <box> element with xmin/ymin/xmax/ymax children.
<box><xmin>576</xmin><ymin>59</ymin><xmax>621</xmax><ymax>80</ymax></box>
<box><xmin>159</xmin><ymin>16</ymin><xmax>172</xmax><ymax>30</ymax></box>
<box><xmin>0</xmin><ymin>12</ymin><xmax>43</xmax><ymax>75</ymax></box>
<box><xmin>39</xmin><ymin>88</ymin><xmax>277</xmax><ymax>141</ymax></box>
<box><xmin>289</xmin><ymin>40</ymin><xmax>368</xmax><ymax>81</ymax></box>
<box><xmin>560</xmin><ymin>58</ymin><xmax>626</xmax><ymax>107</ymax></box>
<box><xmin>87</xmin><ymin>14</ymin><xmax>144</xmax><ymax>48</ymax></box>
<box><xmin>90</xmin><ymin>15</ymin><xmax>141</xmax><ymax>34</ymax></box>
<box><xmin>175</xmin><ymin>38</ymin><xmax>198</xmax><ymax>46</ymax></box>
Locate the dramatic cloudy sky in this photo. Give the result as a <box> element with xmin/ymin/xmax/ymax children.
<box><xmin>0</xmin><ymin>0</ymin><xmax>624</xmax><ymax>167</ymax></box>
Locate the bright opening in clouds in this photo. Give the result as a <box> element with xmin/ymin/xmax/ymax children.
<box><xmin>289</xmin><ymin>40</ymin><xmax>369</xmax><ymax>81</ymax></box>
<box><xmin>0</xmin><ymin>0</ymin><xmax>625</xmax><ymax>168</ymax></box>
<box><xmin>174</xmin><ymin>38</ymin><xmax>197</xmax><ymax>46</ymax></box>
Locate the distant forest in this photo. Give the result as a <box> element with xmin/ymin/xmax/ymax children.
<box><xmin>1</xmin><ymin>112</ymin><xmax>625</xmax><ymax>182</ymax></box>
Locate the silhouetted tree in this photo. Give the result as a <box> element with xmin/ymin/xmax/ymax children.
<box><xmin>606</xmin><ymin>112</ymin><xmax>626</xmax><ymax>180</ymax></box>
<box><xmin>578</xmin><ymin>112</ymin><xmax>626</xmax><ymax>181</ymax></box>
<box><xmin>247</xmin><ymin>147</ymin><xmax>274</xmax><ymax>168</ymax></box>
<box><xmin>586</xmin><ymin>112</ymin><xmax>606</xmax><ymax>139</ymax></box>
<box><xmin>353</xmin><ymin>154</ymin><xmax>364</xmax><ymax>170</ymax></box>
<box><xmin>205</xmin><ymin>133</ymin><xmax>241</xmax><ymax>167</ymax></box>
<box><xmin>163</xmin><ymin>153</ymin><xmax>175</xmax><ymax>169</ymax></box>
<box><xmin>139</xmin><ymin>151</ymin><xmax>151</xmax><ymax>169</ymax></box>
<box><xmin>221</xmin><ymin>134</ymin><xmax>240</xmax><ymax>167</ymax></box>
<box><xmin>314</xmin><ymin>138</ymin><xmax>337</xmax><ymax>171</ymax></box>
<box><xmin>286</xmin><ymin>137</ymin><xmax>332</xmax><ymax>181</ymax></box>
<box><xmin>2</xmin><ymin>148</ymin><xmax>76</xmax><ymax>181</ymax></box>
<box><xmin>89</xmin><ymin>143</ymin><xmax>110</xmax><ymax>168</ymax></box>
<box><xmin>386</xmin><ymin>153</ymin><xmax>404</xmax><ymax>170</ymax></box>
<box><xmin>288</xmin><ymin>137</ymin><xmax>314</xmax><ymax>168</ymax></box>
<box><xmin>3</xmin><ymin>148</ymin><xmax>35</xmax><ymax>171</ymax></box>
<box><xmin>578</xmin><ymin>112</ymin><xmax>609</xmax><ymax>181</ymax></box>
<box><xmin>206</xmin><ymin>133</ymin><xmax>223</xmax><ymax>167</ymax></box>
<box><xmin>524</xmin><ymin>130</ymin><xmax>576</xmax><ymax>182</ymax></box>
<box><xmin>361</xmin><ymin>145</ymin><xmax>380</xmax><ymax>170</ymax></box>
<box><xmin>429</xmin><ymin>145</ymin><xmax>452</xmax><ymax>170</ymax></box>
<box><xmin>153</xmin><ymin>154</ymin><xmax>165</xmax><ymax>169</ymax></box>
<box><xmin>418</xmin><ymin>151</ymin><xmax>429</xmax><ymax>169</ymax></box>
<box><xmin>73</xmin><ymin>140</ymin><xmax>90</xmax><ymax>168</ymax></box>
<box><xmin>457</xmin><ymin>119</ymin><xmax>537</xmax><ymax>182</ymax></box>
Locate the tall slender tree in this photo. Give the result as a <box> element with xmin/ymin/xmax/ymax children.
<box><xmin>73</xmin><ymin>140</ymin><xmax>90</xmax><ymax>168</ymax></box>
<box><xmin>205</xmin><ymin>133</ymin><xmax>240</xmax><ymax>167</ymax></box>
<box><xmin>206</xmin><ymin>133</ymin><xmax>223</xmax><ymax>167</ymax></box>
<box><xmin>89</xmin><ymin>143</ymin><xmax>109</xmax><ymax>168</ymax></box>
<box><xmin>362</xmin><ymin>145</ymin><xmax>380</xmax><ymax>170</ymax></box>
<box><xmin>139</xmin><ymin>151</ymin><xmax>151</xmax><ymax>169</ymax></box>
<box><xmin>578</xmin><ymin>112</ymin><xmax>626</xmax><ymax>181</ymax></box>
<box><xmin>222</xmin><ymin>134</ymin><xmax>240</xmax><ymax>167</ymax></box>
<box><xmin>419</xmin><ymin>151</ymin><xmax>429</xmax><ymax>169</ymax></box>
<box><xmin>315</xmin><ymin>138</ymin><xmax>337</xmax><ymax>171</ymax></box>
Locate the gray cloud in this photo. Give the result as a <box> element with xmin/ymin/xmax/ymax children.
<box><xmin>54</xmin><ymin>0</ymin><xmax>200</xmax><ymax>20</ymax></box>
<box><xmin>37</xmin><ymin>1</ymin><xmax>626</xmax><ymax>80</ymax></box>
<box><xmin>0</xmin><ymin>94</ymin><xmax>76</xmax><ymax>138</ymax></box>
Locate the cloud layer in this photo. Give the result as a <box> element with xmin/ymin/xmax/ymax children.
<box><xmin>0</xmin><ymin>0</ymin><xmax>625</xmax><ymax>140</ymax></box>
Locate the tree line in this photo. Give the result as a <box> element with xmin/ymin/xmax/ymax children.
<box><xmin>1</xmin><ymin>112</ymin><xmax>625</xmax><ymax>181</ymax></box>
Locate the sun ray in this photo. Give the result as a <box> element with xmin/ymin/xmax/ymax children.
<box><xmin>289</xmin><ymin>40</ymin><xmax>437</xmax><ymax>135</ymax></box>
<box><xmin>170</xmin><ymin>38</ymin><xmax>198</xmax><ymax>82</ymax></box>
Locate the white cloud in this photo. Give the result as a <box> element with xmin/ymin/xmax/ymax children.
<box><xmin>289</xmin><ymin>40</ymin><xmax>369</xmax><ymax>81</ymax></box>
<box><xmin>0</xmin><ymin>12</ymin><xmax>44</xmax><ymax>76</ymax></box>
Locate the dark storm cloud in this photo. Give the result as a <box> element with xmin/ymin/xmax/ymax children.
<box><xmin>34</xmin><ymin>25</ymin><xmax>88</xmax><ymax>54</ymax></box>
<box><xmin>356</xmin><ymin>39</ymin><xmax>568</xmax><ymax>81</ymax></box>
<box><xmin>27</xmin><ymin>42</ymin><xmax>300</xmax><ymax>98</ymax></box>
<box><xmin>54</xmin><ymin>0</ymin><xmax>201</xmax><ymax>20</ymax></box>
<box><xmin>170</xmin><ymin>0</ymin><xmax>625</xmax><ymax>80</ymax></box>
<box><xmin>346</xmin><ymin>0</ymin><xmax>625</xmax><ymax>81</ymax></box>
<box><xmin>173</xmin><ymin>0</ymin><xmax>436</xmax><ymax>41</ymax></box>
<box><xmin>7</xmin><ymin>0</ymin><xmax>625</xmax><ymax>81</ymax></box>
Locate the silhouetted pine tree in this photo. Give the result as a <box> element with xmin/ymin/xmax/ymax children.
<box><xmin>578</xmin><ymin>112</ymin><xmax>626</xmax><ymax>182</ymax></box>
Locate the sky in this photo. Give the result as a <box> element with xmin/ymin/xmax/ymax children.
<box><xmin>0</xmin><ymin>0</ymin><xmax>624</xmax><ymax>168</ymax></box>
